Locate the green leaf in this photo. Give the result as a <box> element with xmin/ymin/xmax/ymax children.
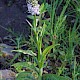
<box><xmin>10</xmin><ymin>52</ymin><xmax>21</xmax><ymax>65</ymax></box>
<box><xmin>27</xmin><ymin>15</ymin><xmax>39</xmax><ymax>20</ymax></box>
<box><xmin>12</xmin><ymin>50</ymin><xmax>36</xmax><ymax>56</ymax></box>
<box><xmin>16</xmin><ymin>71</ymin><xmax>36</xmax><ymax>80</ymax></box>
<box><xmin>12</xmin><ymin>62</ymin><xmax>39</xmax><ymax>73</ymax></box>
<box><xmin>42</xmin><ymin>44</ymin><xmax>59</xmax><ymax>61</ymax></box>
<box><xmin>42</xmin><ymin>74</ymin><xmax>72</xmax><ymax>80</ymax></box>
<box><xmin>41</xmin><ymin>22</ymin><xmax>47</xmax><ymax>37</ymax></box>
<box><xmin>40</xmin><ymin>45</ymin><xmax>54</xmax><ymax>68</ymax></box>
<box><xmin>40</xmin><ymin>3</ymin><xmax>49</xmax><ymax>14</ymax></box>
<box><xmin>42</xmin><ymin>45</ymin><xmax>54</xmax><ymax>58</ymax></box>
<box><xmin>39</xmin><ymin>44</ymin><xmax>59</xmax><ymax>68</ymax></box>
<box><xmin>40</xmin><ymin>3</ymin><xmax>46</xmax><ymax>14</ymax></box>
<box><xmin>0</xmin><ymin>51</ymin><xmax>3</xmax><ymax>56</ymax></box>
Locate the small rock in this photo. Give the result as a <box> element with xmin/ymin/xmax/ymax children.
<box><xmin>0</xmin><ymin>69</ymin><xmax>16</xmax><ymax>80</ymax></box>
<box><xmin>0</xmin><ymin>43</ymin><xmax>15</xmax><ymax>57</ymax></box>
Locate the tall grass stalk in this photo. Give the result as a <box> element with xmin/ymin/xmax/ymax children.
<box><xmin>45</xmin><ymin>0</ymin><xmax>71</xmax><ymax>59</ymax></box>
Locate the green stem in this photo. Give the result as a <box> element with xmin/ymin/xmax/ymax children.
<box><xmin>38</xmin><ymin>68</ymin><xmax>43</xmax><ymax>80</ymax></box>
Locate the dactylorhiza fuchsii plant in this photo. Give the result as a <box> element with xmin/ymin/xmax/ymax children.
<box><xmin>12</xmin><ymin>0</ymin><xmax>73</xmax><ymax>80</ymax></box>
<box><xmin>12</xmin><ymin>0</ymin><xmax>59</xmax><ymax>79</ymax></box>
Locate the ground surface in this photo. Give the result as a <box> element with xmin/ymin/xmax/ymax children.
<box><xmin>0</xmin><ymin>0</ymin><xmax>30</xmax><ymax>39</ymax></box>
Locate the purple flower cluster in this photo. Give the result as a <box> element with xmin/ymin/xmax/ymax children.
<box><xmin>27</xmin><ymin>3</ymin><xmax>40</xmax><ymax>15</ymax></box>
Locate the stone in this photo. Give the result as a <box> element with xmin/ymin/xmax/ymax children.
<box><xmin>0</xmin><ymin>43</ymin><xmax>15</xmax><ymax>57</ymax></box>
<box><xmin>0</xmin><ymin>69</ymin><xmax>16</xmax><ymax>80</ymax></box>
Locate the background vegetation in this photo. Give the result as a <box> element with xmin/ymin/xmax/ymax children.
<box><xmin>0</xmin><ymin>0</ymin><xmax>80</xmax><ymax>80</ymax></box>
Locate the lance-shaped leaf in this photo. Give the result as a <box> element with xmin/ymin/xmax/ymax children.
<box><xmin>12</xmin><ymin>62</ymin><xmax>39</xmax><ymax>73</ymax></box>
<box><xmin>12</xmin><ymin>50</ymin><xmax>36</xmax><ymax>56</ymax></box>
<box><xmin>39</xmin><ymin>44</ymin><xmax>60</xmax><ymax>68</ymax></box>
<box><xmin>42</xmin><ymin>74</ymin><xmax>72</xmax><ymax>80</ymax></box>
<box><xmin>16</xmin><ymin>71</ymin><xmax>36</xmax><ymax>80</ymax></box>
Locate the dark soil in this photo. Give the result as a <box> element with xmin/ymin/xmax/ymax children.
<box><xmin>0</xmin><ymin>0</ymin><xmax>30</xmax><ymax>39</ymax></box>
